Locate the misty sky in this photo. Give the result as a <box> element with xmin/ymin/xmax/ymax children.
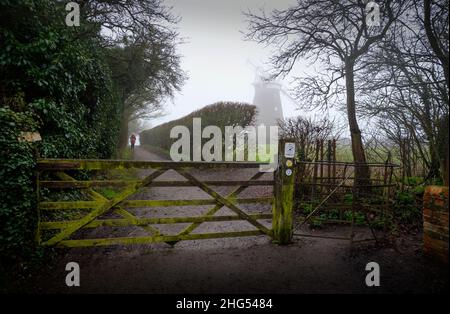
<box><xmin>152</xmin><ymin>0</ymin><xmax>337</xmax><ymax>128</ymax></box>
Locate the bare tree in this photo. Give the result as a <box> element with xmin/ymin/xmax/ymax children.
<box><xmin>76</xmin><ymin>1</ymin><xmax>187</xmax><ymax>150</ymax></box>
<box><xmin>424</xmin><ymin>0</ymin><xmax>449</xmax><ymax>185</ymax></box>
<box><xmin>359</xmin><ymin>0</ymin><xmax>448</xmax><ymax>183</ymax></box>
<box><xmin>368</xmin><ymin>117</ymin><xmax>429</xmax><ymax>179</ymax></box>
<box><xmin>77</xmin><ymin>0</ymin><xmax>180</xmax><ymax>47</ymax></box>
<box><xmin>106</xmin><ymin>40</ymin><xmax>185</xmax><ymax>150</ymax></box>
<box><xmin>129</xmin><ymin>118</ymin><xmax>153</xmax><ymax>136</ymax></box>
<box><xmin>244</xmin><ymin>0</ymin><xmax>407</xmax><ymax>186</ymax></box>
<box><xmin>424</xmin><ymin>0</ymin><xmax>449</xmax><ymax>90</ymax></box>
<box><xmin>278</xmin><ymin>116</ymin><xmax>342</xmax><ymax>160</ymax></box>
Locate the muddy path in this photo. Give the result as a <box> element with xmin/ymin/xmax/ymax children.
<box><xmin>31</xmin><ymin>146</ymin><xmax>448</xmax><ymax>294</ymax></box>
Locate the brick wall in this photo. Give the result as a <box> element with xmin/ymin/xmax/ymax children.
<box><xmin>423</xmin><ymin>186</ymin><xmax>449</xmax><ymax>264</ymax></box>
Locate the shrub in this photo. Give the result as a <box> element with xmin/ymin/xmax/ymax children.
<box><xmin>393</xmin><ymin>190</ymin><xmax>422</xmax><ymax>227</ymax></box>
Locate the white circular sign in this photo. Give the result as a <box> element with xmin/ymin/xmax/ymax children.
<box><xmin>285</xmin><ymin>169</ymin><xmax>293</xmax><ymax>176</ymax></box>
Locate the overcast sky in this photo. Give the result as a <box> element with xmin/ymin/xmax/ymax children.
<box><xmin>151</xmin><ymin>0</ymin><xmax>331</xmax><ymax>128</ymax></box>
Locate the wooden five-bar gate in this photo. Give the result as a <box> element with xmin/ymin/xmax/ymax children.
<box><xmin>36</xmin><ymin>141</ymin><xmax>296</xmax><ymax>248</ymax></box>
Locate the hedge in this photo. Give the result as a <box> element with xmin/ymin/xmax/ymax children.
<box><xmin>0</xmin><ymin>108</ymin><xmax>38</xmax><ymax>262</ymax></box>
<box><xmin>140</xmin><ymin>102</ymin><xmax>257</xmax><ymax>160</ymax></box>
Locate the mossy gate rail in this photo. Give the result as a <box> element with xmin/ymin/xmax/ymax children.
<box><xmin>36</xmin><ymin>147</ymin><xmax>295</xmax><ymax>248</ymax></box>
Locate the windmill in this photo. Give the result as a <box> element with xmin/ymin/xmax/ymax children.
<box><xmin>247</xmin><ymin>60</ymin><xmax>284</xmax><ymax>127</ymax></box>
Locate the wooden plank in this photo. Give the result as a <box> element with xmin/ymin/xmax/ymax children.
<box><xmin>40</xmin><ymin>180</ymin><xmax>141</xmax><ymax>188</ymax></box>
<box><xmin>40</xmin><ymin>180</ymin><xmax>274</xmax><ymax>189</ymax></box>
<box><xmin>122</xmin><ymin>198</ymin><xmax>273</xmax><ymax>207</ymax></box>
<box><xmin>40</xmin><ymin>214</ymin><xmax>273</xmax><ymax>229</ymax></box>
<box><xmin>42</xmin><ymin>169</ymin><xmax>165</xmax><ymax>246</ymax></box>
<box><xmin>37</xmin><ymin>159</ymin><xmax>268</xmax><ymax>170</ymax></box>
<box><xmin>54</xmin><ymin>230</ymin><xmax>264</xmax><ymax>247</ymax></box>
<box><xmin>40</xmin><ymin>201</ymin><xmax>103</xmax><ymax>210</ymax></box>
<box><xmin>40</xmin><ymin>197</ymin><xmax>273</xmax><ymax>210</ymax></box>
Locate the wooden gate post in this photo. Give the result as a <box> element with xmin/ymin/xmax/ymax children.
<box><xmin>273</xmin><ymin>139</ymin><xmax>296</xmax><ymax>244</ymax></box>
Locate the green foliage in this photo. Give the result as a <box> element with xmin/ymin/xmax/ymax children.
<box><xmin>0</xmin><ymin>0</ymin><xmax>185</xmax><ymax>291</ymax></box>
<box><xmin>343</xmin><ymin>193</ymin><xmax>353</xmax><ymax>204</ymax></box>
<box><xmin>94</xmin><ymin>167</ymin><xmax>139</xmax><ymax>201</ymax></box>
<box><xmin>0</xmin><ymin>0</ymin><xmax>122</xmax><ymax>267</ymax></box>
<box><xmin>1</xmin><ymin>0</ymin><xmax>122</xmax><ymax>156</ymax></box>
<box><xmin>393</xmin><ymin>176</ymin><xmax>425</xmax><ymax>226</ymax></box>
<box><xmin>298</xmin><ymin>203</ymin><xmax>321</xmax><ymax>227</ymax></box>
<box><xmin>140</xmin><ymin>102</ymin><xmax>257</xmax><ymax>160</ymax></box>
<box><xmin>343</xmin><ymin>211</ymin><xmax>366</xmax><ymax>226</ymax></box>
<box><xmin>335</xmin><ymin>146</ymin><xmax>354</xmax><ymax>162</ymax></box>
<box><xmin>100</xmin><ymin>188</ymin><xmax>119</xmax><ymax>200</ymax></box>
<box><xmin>0</xmin><ymin>107</ymin><xmax>37</xmax><ymax>261</ymax></box>
<box><xmin>106</xmin><ymin>40</ymin><xmax>186</xmax><ymax>150</ymax></box>
<box><xmin>297</xmin><ymin>196</ymin><xmax>386</xmax><ymax>228</ymax></box>
<box><xmin>401</xmin><ymin>176</ymin><xmax>424</xmax><ymax>186</ymax></box>
<box><xmin>393</xmin><ymin>190</ymin><xmax>422</xmax><ymax>226</ymax></box>
<box><xmin>117</xmin><ymin>147</ymin><xmax>134</xmax><ymax>160</ymax></box>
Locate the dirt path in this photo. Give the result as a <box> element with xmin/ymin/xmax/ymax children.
<box><xmin>132</xmin><ymin>145</ymin><xmax>165</xmax><ymax>161</ymax></box>
<box><xmin>32</xmin><ymin>146</ymin><xmax>448</xmax><ymax>294</ymax></box>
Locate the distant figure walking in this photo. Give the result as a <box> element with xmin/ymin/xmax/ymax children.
<box><xmin>130</xmin><ymin>134</ymin><xmax>136</xmax><ymax>150</ymax></box>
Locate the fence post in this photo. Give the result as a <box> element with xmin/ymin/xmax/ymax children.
<box><xmin>273</xmin><ymin>138</ymin><xmax>296</xmax><ymax>244</ymax></box>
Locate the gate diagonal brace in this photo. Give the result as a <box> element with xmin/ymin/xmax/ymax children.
<box><xmin>42</xmin><ymin>169</ymin><xmax>165</xmax><ymax>246</ymax></box>
<box><xmin>55</xmin><ymin>172</ymin><xmax>162</xmax><ymax>237</ymax></box>
<box><xmin>169</xmin><ymin>171</ymin><xmax>267</xmax><ymax>245</ymax></box>
<box><xmin>176</xmin><ymin>169</ymin><xmax>272</xmax><ymax>237</ymax></box>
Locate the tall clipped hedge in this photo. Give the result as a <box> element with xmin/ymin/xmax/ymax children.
<box><xmin>140</xmin><ymin>101</ymin><xmax>257</xmax><ymax>159</ymax></box>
